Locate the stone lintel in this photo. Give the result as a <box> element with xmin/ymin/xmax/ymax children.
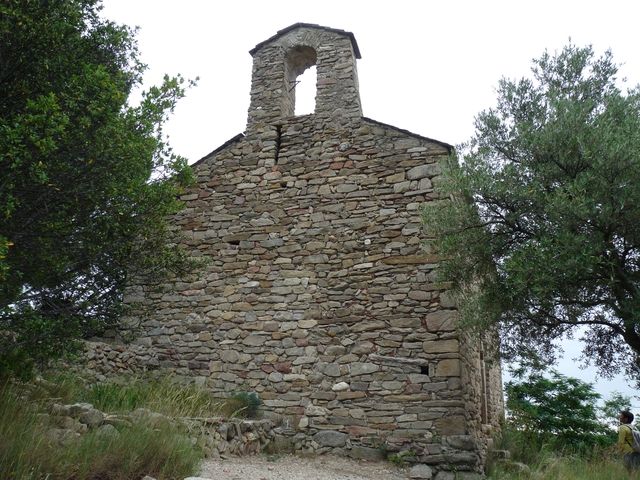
<box><xmin>381</xmin><ymin>255</ymin><xmax>442</xmax><ymax>265</ymax></box>
<box><xmin>369</xmin><ymin>354</ymin><xmax>429</xmax><ymax>367</ymax></box>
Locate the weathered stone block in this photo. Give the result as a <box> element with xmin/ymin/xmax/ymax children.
<box><xmin>446</xmin><ymin>435</ymin><xmax>476</xmax><ymax>450</ymax></box>
<box><xmin>305</xmin><ymin>405</ymin><xmax>328</xmax><ymax>416</ymax></box>
<box><xmin>408</xmin><ymin>290</ymin><xmax>430</xmax><ymax>301</ymax></box>
<box><xmin>389</xmin><ymin>317</ymin><xmax>421</xmax><ymax>328</ymax></box>
<box><xmin>381</xmin><ymin>381</ymin><xmax>404</xmax><ymax>390</ymax></box>
<box><xmin>381</xmin><ymin>254</ymin><xmax>440</xmax><ymax>265</ymax></box>
<box><xmin>349</xmin><ymin>445</ymin><xmax>385</xmax><ymax>460</ymax></box>
<box><xmin>435</xmin><ymin>415</ymin><xmax>466</xmax><ymax>435</ymax></box>
<box><xmin>242</xmin><ymin>335</ymin><xmax>267</xmax><ymax>346</ymax></box>
<box><xmin>409</xmin><ymin>464</ymin><xmax>433</xmax><ymax>479</ymax></box>
<box><xmin>332</xmin><ymin>381</ymin><xmax>349</xmax><ymax>391</ymax></box>
<box><xmin>78</xmin><ymin>409</ymin><xmax>104</xmax><ymax>428</ymax></box>
<box><xmin>351</xmin><ymin>341</ymin><xmax>374</xmax><ymax>354</ymax></box>
<box><xmin>220</xmin><ymin>350</ymin><xmax>239</xmax><ymax>363</ymax></box>
<box><xmin>425</xmin><ymin>311</ymin><xmax>458</xmax><ymax>332</ymax></box>
<box><xmin>274</xmin><ymin>362</ymin><xmax>292</xmax><ymax>373</ymax></box>
<box><xmin>298</xmin><ymin>319</ymin><xmax>317</xmax><ymax>329</ymax></box>
<box><xmin>313</xmin><ymin>430</ymin><xmax>347</xmax><ymax>447</ymax></box>
<box><xmin>324</xmin><ymin>363</ymin><xmax>341</xmax><ymax>377</ymax></box>
<box><xmin>350</xmin><ymin>363</ymin><xmax>379</xmax><ymax>376</ymax></box>
<box><xmin>435</xmin><ymin>359</ymin><xmax>461</xmax><ymax>377</ymax></box>
<box><xmin>336</xmin><ymin>391</ymin><xmax>366</xmax><ymax>400</ymax></box>
<box><xmin>423</xmin><ymin>339</ymin><xmax>459</xmax><ymax>353</ymax></box>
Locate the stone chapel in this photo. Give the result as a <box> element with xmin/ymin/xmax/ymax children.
<box><xmin>87</xmin><ymin>23</ymin><xmax>504</xmax><ymax>475</ymax></box>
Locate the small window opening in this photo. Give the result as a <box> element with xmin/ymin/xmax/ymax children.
<box><xmin>420</xmin><ymin>365</ymin><xmax>429</xmax><ymax>375</ymax></box>
<box><xmin>294</xmin><ymin>65</ymin><xmax>316</xmax><ymax>116</ymax></box>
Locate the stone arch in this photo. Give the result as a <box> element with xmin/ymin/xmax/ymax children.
<box><xmin>285</xmin><ymin>45</ymin><xmax>317</xmax><ymax>116</ymax></box>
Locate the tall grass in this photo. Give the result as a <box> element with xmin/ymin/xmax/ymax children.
<box><xmin>0</xmin><ymin>378</ymin><xmax>203</xmax><ymax>479</ymax></box>
<box><xmin>487</xmin><ymin>427</ymin><xmax>629</xmax><ymax>480</ymax></box>
<box><xmin>41</xmin><ymin>373</ymin><xmax>223</xmax><ymax>418</ymax></box>
<box><xmin>54</xmin><ymin>419</ymin><xmax>201</xmax><ymax>480</ymax></box>
<box><xmin>489</xmin><ymin>452</ymin><xmax>630</xmax><ymax>480</ymax></box>
<box><xmin>0</xmin><ymin>382</ymin><xmax>48</xmax><ymax>479</ymax></box>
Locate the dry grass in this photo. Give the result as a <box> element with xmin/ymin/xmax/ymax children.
<box><xmin>489</xmin><ymin>453</ymin><xmax>631</xmax><ymax>480</ymax></box>
<box><xmin>0</xmin><ymin>377</ymin><xmax>203</xmax><ymax>479</ymax></box>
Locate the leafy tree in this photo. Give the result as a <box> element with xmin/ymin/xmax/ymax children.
<box><xmin>0</xmin><ymin>0</ymin><xmax>195</xmax><ymax>377</ymax></box>
<box><xmin>424</xmin><ymin>44</ymin><xmax>640</xmax><ymax>379</ymax></box>
<box><xmin>600</xmin><ymin>391</ymin><xmax>633</xmax><ymax>428</ymax></box>
<box><xmin>505</xmin><ymin>367</ymin><xmax>610</xmax><ymax>450</ymax></box>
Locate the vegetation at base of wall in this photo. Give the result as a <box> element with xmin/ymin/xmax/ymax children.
<box><xmin>487</xmin><ymin>368</ymin><xmax>632</xmax><ymax>480</ymax></box>
<box><xmin>36</xmin><ymin>372</ymin><xmax>265</xmax><ymax>419</ymax></box>
<box><xmin>40</xmin><ymin>372</ymin><xmax>225</xmax><ymax>418</ymax></box>
<box><xmin>496</xmin><ymin>424</ymin><xmax>616</xmax><ymax>466</ymax></box>
<box><xmin>387</xmin><ymin>449</ymin><xmax>417</xmax><ymax>466</ymax></box>
<box><xmin>221</xmin><ymin>391</ymin><xmax>262</xmax><ymax>418</ymax></box>
<box><xmin>488</xmin><ymin>427</ymin><xmax>627</xmax><ymax>480</ymax></box>
<box><xmin>0</xmin><ymin>379</ymin><xmax>202</xmax><ymax>480</ymax></box>
<box><xmin>488</xmin><ymin>454</ymin><xmax>631</xmax><ymax>480</ymax></box>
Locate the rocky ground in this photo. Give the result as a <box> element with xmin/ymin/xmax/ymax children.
<box><xmin>196</xmin><ymin>454</ymin><xmax>408</xmax><ymax>480</ymax></box>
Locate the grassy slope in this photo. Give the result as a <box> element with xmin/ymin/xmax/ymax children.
<box><xmin>0</xmin><ymin>375</ymin><xmax>218</xmax><ymax>480</ymax></box>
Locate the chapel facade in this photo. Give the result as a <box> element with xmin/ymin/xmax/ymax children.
<box><xmin>87</xmin><ymin>24</ymin><xmax>503</xmax><ymax>475</ymax></box>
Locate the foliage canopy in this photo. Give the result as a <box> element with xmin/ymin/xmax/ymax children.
<box><xmin>424</xmin><ymin>44</ymin><xmax>640</xmax><ymax>379</ymax></box>
<box><xmin>0</xmin><ymin>0</ymin><xmax>195</xmax><ymax>376</ymax></box>
<box><xmin>506</xmin><ymin>367</ymin><xmax>608</xmax><ymax>448</ymax></box>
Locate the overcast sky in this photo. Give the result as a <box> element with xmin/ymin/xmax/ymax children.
<box><xmin>100</xmin><ymin>0</ymin><xmax>640</xmax><ymax>403</ymax></box>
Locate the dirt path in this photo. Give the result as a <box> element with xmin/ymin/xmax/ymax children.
<box><xmin>197</xmin><ymin>454</ymin><xmax>408</xmax><ymax>480</ymax></box>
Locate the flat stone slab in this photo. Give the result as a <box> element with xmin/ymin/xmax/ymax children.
<box><xmin>313</xmin><ymin>430</ymin><xmax>348</xmax><ymax>447</ymax></box>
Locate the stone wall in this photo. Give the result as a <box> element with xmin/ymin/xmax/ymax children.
<box><xmin>86</xmin><ymin>23</ymin><xmax>503</xmax><ymax>476</ymax></box>
<box><xmin>459</xmin><ymin>330</ymin><xmax>504</xmax><ymax>469</ymax></box>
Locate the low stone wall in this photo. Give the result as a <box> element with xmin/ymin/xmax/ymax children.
<box><xmin>43</xmin><ymin>399</ymin><xmax>278</xmax><ymax>459</ymax></box>
<box><xmin>182</xmin><ymin>417</ymin><xmax>276</xmax><ymax>457</ymax></box>
<box><xmin>41</xmin><ymin>388</ymin><xmax>484</xmax><ymax>479</ymax></box>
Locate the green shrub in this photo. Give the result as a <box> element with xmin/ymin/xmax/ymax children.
<box><xmin>221</xmin><ymin>391</ymin><xmax>262</xmax><ymax>418</ymax></box>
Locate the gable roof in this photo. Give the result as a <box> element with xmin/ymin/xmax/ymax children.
<box><xmin>191</xmin><ymin>133</ymin><xmax>244</xmax><ymax>168</ymax></box>
<box><xmin>362</xmin><ymin>117</ymin><xmax>454</xmax><ymax>153</ymax></box>
<box><xmin>249</xmin><ymin>23</ymin><xmax>361</xmax><ymax>59</ymax></box>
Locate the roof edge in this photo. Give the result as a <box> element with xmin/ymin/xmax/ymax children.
<box><xmin>250</xmin><ymin>23</ymin><xmax>361</xmax><ymax>59</ymax></box>
<box><xmin>191</xmin><ymin>133</ymin><xmax>245</xmax><ymax>168</ymax></box>
<box><xmin>362</xmin><ymin>117</ymin><xmax>454</xmax><ymax>153</ymax></box>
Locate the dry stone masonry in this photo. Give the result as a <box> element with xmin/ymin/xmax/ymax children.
<box><xmin>87</xmin><ymin>23</ymin><xmax>503</xmax><ymax>476</ymax></box>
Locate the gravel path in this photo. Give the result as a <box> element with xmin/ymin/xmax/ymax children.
<box><xmin>197</xmin><ymin>454</ymin><xmax>408</xmax><ymax>480</ymax></box>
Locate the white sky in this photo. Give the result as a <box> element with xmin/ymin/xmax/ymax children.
<box><xmin>100</xmin><ymin>0</ymin><xmax>640</xmax><ymax>403</ymax></box>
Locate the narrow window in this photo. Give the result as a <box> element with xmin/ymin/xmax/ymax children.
<box><xmin>285</xmin><ymin>46</ymin><xmax>317</xmax><ymax>117</ymax></box>
<box><xmin>294</xmin><ymin>65</ymin><xmax>316</xmax><ymax>116</ymax></box>
<box><xmin>480</xmin><ymin>348</ymin><xmax>490</xmax><ymax>424</ymax></box>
